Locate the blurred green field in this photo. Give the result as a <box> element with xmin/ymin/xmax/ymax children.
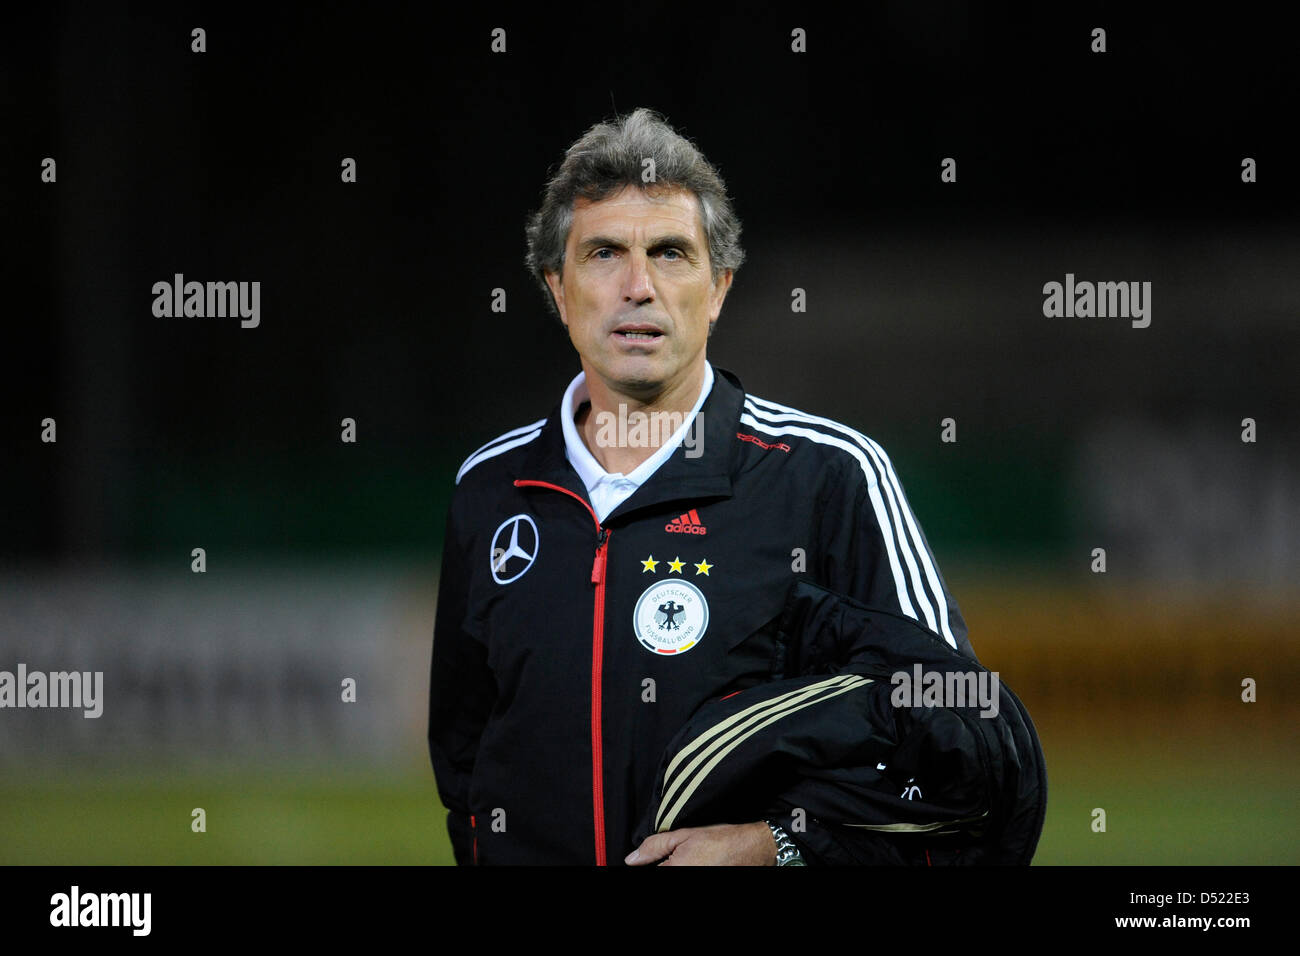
<box><xmin>0</xmin><ymin>764</ymin><xmax>455</xmax><ymax>866</ymax></box>
<box><xmin>1033</xmin><ymin>726</ymin><xmax>1300</xmax><ymax>865</ymax></box>
<box><xmin>3</xmin><ymin>580</ymin><xmax>1295</xmax><ymax>865</ymax></box>
<box><xmin>2</xmin><ymin>724</ymin><xmax>1296</xmax><ymax>865</ymax></box>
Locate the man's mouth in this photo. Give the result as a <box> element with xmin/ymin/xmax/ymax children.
<box><xmin>615</xmin><ymin>330</ymin><xmax>662</xmax><ymax>340</ymax></box>
<box><xmin>611</xmin><ymin>323</ymin><xmax>666</xmax><ymax>344</ymax></box>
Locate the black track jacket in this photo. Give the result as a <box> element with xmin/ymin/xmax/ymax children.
<box><xmin>428</xmin><ymin>365</ymin><xmax>1045</xmax><ymax>865</ymax></box>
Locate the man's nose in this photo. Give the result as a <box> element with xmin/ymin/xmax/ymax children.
<box><xmin>622</xmin><ymin>251</ymin><xmax>654</xmax><ymax>303</ymax></box>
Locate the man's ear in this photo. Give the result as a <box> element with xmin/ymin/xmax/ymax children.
<box><xmin>544</xmin><ymin>270</ymin><xmax>567</xmax><ymax>326</ymax></box>
<box><xmin>708</xmin><ymin>268</ymin><xmax>734</xmax><ymax>322</ymax></box>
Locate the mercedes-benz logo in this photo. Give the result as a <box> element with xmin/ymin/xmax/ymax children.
<box><xmin>490</xmin><ymin>514</ymin><xmax>539</xmax><ymax>584</ymax></box>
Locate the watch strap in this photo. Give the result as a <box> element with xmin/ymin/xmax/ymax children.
<box><xmin>766</xmin><ymin>819</ymin><xmax>807</xmax><ymax>866</ymax></box>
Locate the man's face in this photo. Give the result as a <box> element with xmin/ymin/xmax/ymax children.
<box><xmin>545</xmin><ymin>185</ymin><xmax>732</xmax><ymax>400</ymax></box>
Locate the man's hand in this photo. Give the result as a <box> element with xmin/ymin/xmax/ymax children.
<box><xmin>624</xmin><ymin>822</ymin><xmax>776</xmax><ymax>866</ymax></box>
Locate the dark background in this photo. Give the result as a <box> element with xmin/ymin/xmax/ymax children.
<box><xmin>0</xmin><ymin>2</ymin><xmax>1297</xmax><ymax>865</ymax></box>
<box><xmin>5</xmin><ymin>2</ymin><xmax>1297</xmax><ymax>566</ymax></box>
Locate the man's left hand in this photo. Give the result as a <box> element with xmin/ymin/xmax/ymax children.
<box><xmin>624</xmin><ymin>822</ymin><xmax>776</xmax><ymax>866</ymax></box>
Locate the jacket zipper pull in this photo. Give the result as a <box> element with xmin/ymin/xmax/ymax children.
<box><xmin>591</xmin><ymin>528</ymin><xmax>610</xmax><ymax>584</ymax></box>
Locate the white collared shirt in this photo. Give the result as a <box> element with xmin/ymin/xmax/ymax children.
<box><xmin>561</xmin><ymin>362</ymin><xmax>714</xmax><ymax>523</ymax></box>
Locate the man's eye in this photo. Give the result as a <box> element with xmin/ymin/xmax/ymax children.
<box><xmin>594</xmin><ymin>248</ymin><xmax>614</xmax><ymax>259</ymax></box>
<box><xmin>659</xmin><ymin>248</ymin><xmax>682</xmax><ymax>260</ymax></box>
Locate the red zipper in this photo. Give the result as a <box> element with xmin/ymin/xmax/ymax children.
<box><xmin>471</xmin><ymin>814</ymin><xmax>478</xmax><ymax>865</ymax></box>
<box><xmin>513</xmin><ymin>479</ymin><xmax>611</xmax><ymax>866</ymax></box>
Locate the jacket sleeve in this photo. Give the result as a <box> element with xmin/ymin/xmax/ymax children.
<box><xmin>816</xmin><ymin>439</ymin><xmax>973</xmax><ymax>661</ymax></box>
<box><xmin>428</xmin><ymin>496</ymin><xmax>496</xmax><ymax>866</ymax></box>
<box><xmin>784</xmin><ymin>442</ymin><xmax>975</xmax><ymax>864</ymax></box>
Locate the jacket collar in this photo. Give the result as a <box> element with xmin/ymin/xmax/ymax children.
<box><xmin>514</xmin><ymin>365</ymin><xmax>746</xmax><ymax>525</ymax></box>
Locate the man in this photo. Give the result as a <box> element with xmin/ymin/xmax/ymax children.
<box><xmin>428</xmin><ymin>108</ymin><xmax>1043</xmax><ymax>865</ymax></box>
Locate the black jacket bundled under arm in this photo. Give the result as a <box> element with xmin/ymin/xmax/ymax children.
<box><xmin>634</xmin><ymin>579</ymin><xmax>1047</xmax><ymax>864</ymax></box>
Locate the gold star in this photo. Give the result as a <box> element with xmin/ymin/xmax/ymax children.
<box><xmin>667</xmin><ymin>556</ymin><xmax>685</xmax><ymax>574</ymax></box>
<box><xmin>641</xmin><ymin>555</ymin><xmax>659</xmax><ymax>573</ymax></box>
<box><xmin>694</xmin><ymin>559</ymin><xmax>713</xmax><ymax>576</ymax></box>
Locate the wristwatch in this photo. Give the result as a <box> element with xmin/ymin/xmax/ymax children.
<box><xmin>766</xmin><ymin>820</ymin><xmax>807</xmax><ymax>866</ymax></box>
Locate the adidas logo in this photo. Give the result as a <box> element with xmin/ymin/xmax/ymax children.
<box><xmin>665</xmin><ymin>509</ymin><xmax>707</xmax><ymax>535</ymax></box>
